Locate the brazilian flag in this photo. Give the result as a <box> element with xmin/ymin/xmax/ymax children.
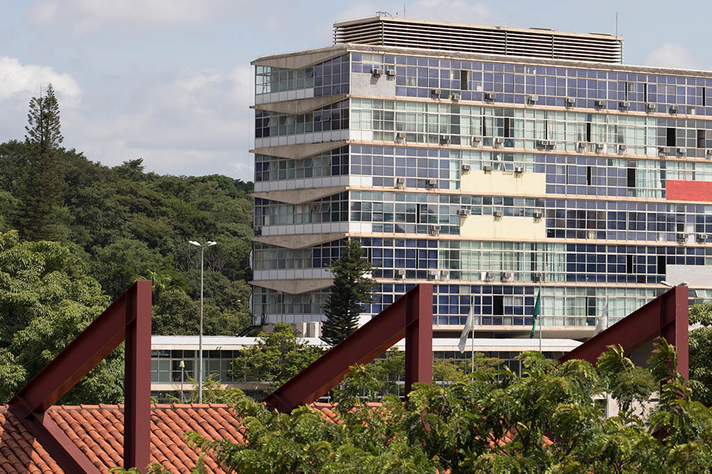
<box><xmin>529</xmin><ymin>290</ymin><xmax>541</xmax><ymax>339</ymax></box>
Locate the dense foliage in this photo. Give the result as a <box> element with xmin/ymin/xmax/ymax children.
<box><xmin>689</xmin><ymin>302</ymin><xmax>712</xmax><ymax>405</ymax></box>
<box><xmin>321</xmin><ymin>240</ymin><xmax>376</xmax><ymax>346</ymax></box>
<box><xmin>179</xmin><ymin>340</ymin><xmax>712</xmax><ymax>474</ymax></box>
<box><xmin>0</xmin><ymin>85</ymin><xmax>254</xmax><ymax>339</ymax></box>
<box><xmin>231</xmin><ymin>322</ymin><xmax>324</xmax><ymax>391</ymax></box>
<box><xmin>0</xmin><ymin>230</ymin><xmax>122</xmax><ymax>404</ymax></box>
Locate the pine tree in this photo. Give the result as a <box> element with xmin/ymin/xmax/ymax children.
<box><xmin>320</xmin><ymin>240</ymin><xmax>376</xmax><ymax>346</ymax></box>
<box><xmin>14</xmin><ymin>84</ymin><xmax>65</xmax><ymax>241</ymax></box>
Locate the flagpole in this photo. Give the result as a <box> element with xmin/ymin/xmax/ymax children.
<box><xmin>538</xmin><ymin>280</ymin><xmax>543</xmax><ymax>353</ymax></box>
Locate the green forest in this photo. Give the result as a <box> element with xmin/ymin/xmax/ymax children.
<box><xmin>0</xmin><ymin>85</ymin><xmax>254</xmax><ymax>403</ymax></box>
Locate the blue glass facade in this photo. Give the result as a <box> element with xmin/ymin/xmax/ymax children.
<box><xmin>251</xmin><ymin>42</ymin><xmax>712</xmax><ymax>332</ymax></box>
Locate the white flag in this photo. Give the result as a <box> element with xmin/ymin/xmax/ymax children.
<box><xmin>593</xmin><ymin>299</ymin><xmax>609</xmax><ymax>336</ymax></box>
<box><xmin>458</xmin><ymin>306</ymin><xmax>475</xmax><ymax>353</ymax></box>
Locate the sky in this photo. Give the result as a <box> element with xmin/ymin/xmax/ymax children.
<box><xmin>1</xmin><ymin>0</ymin><xmax>711</xmax><ymax>182</ymax></box>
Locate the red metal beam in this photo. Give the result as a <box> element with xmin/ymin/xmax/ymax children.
<box><xmin>559</xmin><ymin>286</ymin><xmax>689</xmax><ymax>378</ymax></box>
<box><xmin>8</xmin><ymin>280</ymin><xmax>152</xmax><ymax>473</ymax></box>
<box><xmin>265</xmin><ymin>284</ymin><xmax>433</xmax><ymax>413</ymax></box>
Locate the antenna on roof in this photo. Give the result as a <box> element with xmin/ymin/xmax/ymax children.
<box><xmin>376</xmin><ymin>11</ymin><xmax>393</xmax><ymax>17</ymax></box>
<box><xmin>615</xmin><ymin>11</ymin><xmax>618</xmax><ymax>37</ymax></box>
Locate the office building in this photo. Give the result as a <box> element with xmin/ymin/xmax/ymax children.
<box><xmin>250</xmin><ymin>16</ymin><xmax>712</xmax><ymax>344</ymax></box>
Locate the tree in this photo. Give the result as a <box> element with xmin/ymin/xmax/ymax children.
<box><xmin>181</xmin><ymin>341</ymin><xmax>712</xmax><ymax>474</ymax></box>
<box><xmin>15</xmin><ymin>84</ymin><xmax>65</xmax><ymax>241</ymax></box>
<box><xmin>689</xmin><ymin>302</ymin><xmax>712</xmax><ymax>405</ymax></box>
<box><xmin>0</xmin><ymin>230</ymin><xmax>123</xmax><ymax>404</ymax></box>
<box><xmin>230</xmin><ymin>322</ymin><xmax>323</xmax><ymax>392</ymax></box>
<box><xmin>321</xmin><ymin>240</ymin><xmax>376</xmax><ymax>346</ymax></box>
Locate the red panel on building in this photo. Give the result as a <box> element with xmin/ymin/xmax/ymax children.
<box><xmin>666</xmin><ymin>180</ymin><xmax>712</xmax><ymax>202</ymax></box>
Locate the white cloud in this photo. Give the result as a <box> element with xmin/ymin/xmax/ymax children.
<box><xmin>27</xmin><ymin>2</ymin><xmax>59</xmax><ymax>25</ymax></box>
<box><xmin>0</xmin><ymin>56</ymin><xmax>82</xmax><ymax>106</ymax></box>
<box><xmin>337</xmin><ymin>0</ymin><xmax>502</xmax><ymax>25</ymax></box>
<box><xmin>644</xmin><ymin>43</ymin><xmax>700</xmax><ymax>70</ymax></box>
<box><xmin>64</xmin><ymin>65</ymin><xmax>254</xmax><ymax>180</ymax></box>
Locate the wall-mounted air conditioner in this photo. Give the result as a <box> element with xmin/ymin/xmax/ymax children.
<box><xmin>528</xmin><ymin>95</ymin><xmax>538</xmax><ymax>104</ymax></box>
<box><xmin>395</xmin><ymin>268</ymin><xmax>406</xmax><ymax>279</ymax></box>
<box><xmin>472</xmin><ymin>136</ymin><xmax>482</xmax><ymax>146</ymax></box>
<box><xmin>494</xmin><ymin>137</ymin><xmax>504</xmax><ymax>147</ymax></box>
<box><xmin>646</xmin><ymin>103</ymin><xmax>656</xmax><ymax>112</ymax></box>
<box><xmin>619</xmin><ymin>101</ymin><xmax>630</xmax><ymax>109</ymax></box>
<box><xmin>458</xmin><ymin>208</ymin><xmax>471</xmax><ymax>216</ymax></box>
<box><xmin>395</xmin><ymin>177</ymin><xmax>406</xmax><ymax>189</ymax></box>
<box><xmin>514</xmin><ymin>166</ymin><xmax>524</xmax><ymax>174</ymax></box>
<box><xmin>440</xmin><ymin>135</ymin><xmax>451</xmax><ymax>145</ymax></box>
<box><xmin>483</xmin><ymin>164</ymin><xmax>492</xmax><ymax>172</ymax></box>
<box><xmin>493</xmin><ymin>210</ymin><xmax>503</xmax><ymax>218</ymax></box>
<box><xmin>618</xmin><ymin>144</ymin><xmax>627</xmax><ymax>154</ymax></box>
<box><xmin>697</xmin><ymin>234</ymin><xmax>708</xmax><ymax>243</ymax></box>
<box><xmin>595</xmin><ymin>143</ymin><xmax>605</xmax><ymax>152</ymax></box>
<box><xmin>484</xmin><ymin>271</ymin><xmax>496</xmax><ymax>281</ymax></box>
<box><xmin>372</xmin><ymin>68</ymin><xmax>383</xmax><ymax>77</ymax></box>
<box><xmin>677</xmin><ymin>232</ymin><xmax>686</xmax><ymax>242</ymax></box>
<box><xmin>386</xmin><ymin>68</ymin><xmax>396</xmax><ymax>77</ymax></box>
<box><xmin>461</xmin><ymin>163</ymin><xmax>471</xmax><ymax>172</ymax></box>
<box><xmin>428</xmin><ymin>224</ymin><xmax>441</xmax><ymax>236</ymax></box>
<box><xmin>427</xmin><ymin>269</ymin><xmax>438</xmax><ymax>280</ymax></box>
<box><xmin>595</xmin><ymin>99</ymin><xmax>605</xmax><ymax>108</ymax></box>
<box><xmin>426</xmin><ymin>178</ymin><xmax>437</xmax><ymax>188</ymax></box>
<box><xmin>533</xmin><ymin>271</ymin><xmax>543</xmax><ymax>282</ymax></box>
<box><xmin>669</xmin><ymin>105</ymin><xmax>679</xmax><ymax>114</ymax></box>
<box><xmin>502</xmin><ymin>271</ymin><xmax>513</xmax><ymax>281</ymax></box>
<box><xmin>451</xmin><ymin>93</ymin><xmax>461</xmax><ymax>101</ymax></box>
<box><xmin>485</xmin><ymin>92</ymin><xmax>495</xmax><ymax>101</ymax></box>
<box><xmin>533</xmin><ymin>210</ymin><xmax>543</xmax><ymax>219</ymax></box>
<box><xmin>677</xmin><ymin>147</ymin><xmax>686</xmax><ymax>157</ymax></box>
<box><xmin>432</xmin><ymin>89</ymin><xmax>441</xmax><ymax>98</ymax></box>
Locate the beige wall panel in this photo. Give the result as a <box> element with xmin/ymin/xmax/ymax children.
<box><xmin>460</xmin><ymin>215</ymin><xmax>546</xmax><ymax>240</ymax></box>
<box><xmin>461</xmin><ymin>170</ymin><xmax>546</xmax><ymax>195</ymax></box>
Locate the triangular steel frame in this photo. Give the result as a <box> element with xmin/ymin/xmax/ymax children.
<box><xmin>8</xmin><ymin>280</ymin><xmax>152</xmax><ymax>473</ymax></box>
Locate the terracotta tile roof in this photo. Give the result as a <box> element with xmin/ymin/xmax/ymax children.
<box><xmin>0</xmin><ymin>404</ymin><xmax>247</xmax><ymax>474</ymax></box>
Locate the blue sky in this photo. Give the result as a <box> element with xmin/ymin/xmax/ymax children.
<box><xmin>0</xmin><ymin>0</ymin><xmax>710</xmax><ymax>181</ymax></box>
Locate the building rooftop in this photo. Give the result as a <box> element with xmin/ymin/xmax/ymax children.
<box><xmin>333</xmin><ymin>16</ymin><xmax>623</xmax><ymax>64</ymax></box>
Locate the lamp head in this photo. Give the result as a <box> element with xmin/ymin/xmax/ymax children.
<box><xmin>660</xmin><ymin>280</ymin><xmax>673</xmax><ymax>288</ymax></box>
<box><xmin>188</xmin><ymin>241</ymin><xmax>201</xmax><ymax>247</ymax></box>
<box><xmin>206</xmin><ymin>241</ymin><xmax>217</xmax><ymax>247</ymax></box>
<box><xmin>179</xmin><ymin>360</ymin><xmax>185</xmax><ymax>368</ymax></box>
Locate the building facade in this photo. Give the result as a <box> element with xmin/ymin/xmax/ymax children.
<box><xmin>250</xmin><ymin>17</ymin><xmax>712</xmax><ymax>342</ymax></box>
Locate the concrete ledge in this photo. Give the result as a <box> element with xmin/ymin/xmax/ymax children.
<box><xmin>251</xmin><ymin>141</ymin><xmax>348</xmax><ymax>160</ymax></box>
<box><xmin>252</xmin><ymin>186</ymin><xmax>347</xmax><ymax>205</ymax></box>
<box><xmin>252</xmin><ymin>95</ymin><xmax>347</xmax><ymax>115</ymax></box>
<box><xmin>252</xmin><ymin>232</ymin><xmax>347</xmax><ymax>249</ymax></box>
<box><xmin>250</xmin><ymin>278</ymin><xmax>333</xmax><ymax>294</ymax></box>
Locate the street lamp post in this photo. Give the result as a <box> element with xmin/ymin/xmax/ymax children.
<box><xmin>188</xmin><ymin>240</ymin><xmax>217</xmax><ymax>404</ymax></box>
<box><xmin>179</xmin><ymin>360</ymin><xmax>185</xmax><ymax>403</ymax></box>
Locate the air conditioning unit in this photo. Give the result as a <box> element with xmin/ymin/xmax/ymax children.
<box><xmin>528</xmin><ymin>95</ymin><xmax>538</xmax><ymax>104</ymax></box>
<box><xmin>697</xmin><ymin>233</ymin><xmax>708</xmax><ymax>243</ymax></box>
<box><xmin>428</xmin><ymin>224</ymin><xmax>441</xmax><ymax>236</ymax></box>
<box><xmin>677</xmin><ymin>232</ymin><xmax>686</xmax><ymax>242</ymax></box>
<box><xmin>618</xmin><ymin>144</ymin><xmax>627</xmax><ymax>154</ymax></box>
<box><xmin>427</xmin><ymin>269</ymin><xmax>439</xmax><ymax>280</ymax></box>
<box><xmin>485</xmin><ymin>92</ymin><xmax>495</xmax><ymax>101</ymax></box>
<box><xmin>439</xmin><ymin>270</ymin><xmax>450</xmax><ymax>280</ymax></box>
<box><xmin>385</xmin><ymin>68</ymin><xmax>396</xmax><ymax>77</ymax></box>
<box><xmin>533</xmin><ymin>210</ymin><xmax>543</xmax><ymax>219</ymax></box>
<box><xmin>372</xmin><ymin>68</ymin><xmax>383</xmax><ymax>77</ymax></box>
<box><xmin>658</xmin><ymin>147</ymin><xmax>667</xmax><ymax>157</ymax></box>
<box><xmin>310</xmin><ymin>203</ymin><xmax>321</xmax><ymax>212</ymax></box>
<box><xmin>484</xmin><ymin>271</ymin><xmax>496</xmax><ymax>281</ymax></box>
<box><xmin>514</xmin><ymin>166</ymin><xmax>524</xmax><ymax>174</ymax></box>
<box><xmin>532</xmin><ymin>271</ymin><xmax>544</xmax><ymax>282</ymax></box>
<box><xmin>577</xmin><ymin>142</ymin><xmax>587</xmax><ymax>151</ymax></box>
<box><xmin>254</xmin><ymin>226</ymin><xmax>262</xmax><ymax>237</ymax></box>
<box><xmin>619</xmin><ymin>101</ymin><xmax>630</xmax><ymax>109</ymax></box>
<box><xmin>396</xmin><ymin>177</ymin><xmax>406</xmax><ymax>189</ymax></box>
<box><xmin>451</xmin><ymin>93</ymin><xmax>461</xmax><ymax>101</ymax></box>
<box><xmin>426</xmin><ymin>178</ymin><xmax>437</xmax><ymax>187</ymax></box>
<box><xmin>395</xmin><ymin>132</ymin><xmax>406</xmax><ymax>142</ymax></box>
<box><xmin>458</xmin><ymin>208</ymin><xmax>471</xmax><ymax>216</ymax></box>
<box><xmin>595</xmin><ymin>99</ymin><xmax>605</xmax><ymax>108</ymax></box>
<box><xmin>670</xmin><ymin>105</ymin><xmax>679</xmax><ymax>114</ymax></box>
<box><xmin>536</xmin><ymin>139</ymin><xmax>548</xmax><ymax>148</ymax></box>
<box><xmin>595</xmin><ymin>143</ymin><xmax>605</xmax><ymax>152</ymax></box>
<box><xmin>494</xmin><ymin>137</ymin><xmax>504</xmax><ymax>147</ymax></box>
<box><xmin>483</xmin><ymin>164</ymin><xmax>492</xmax><ymax>172</ymax></box>
<box><xmin>493</xmin><ymin>210</ymin><xmax>503</xmax><ymax>218</ymax></box>
<box><xmin>440</xmin><ymin>135</ymin><xmax>451</xmax><ymax>145</ymax></box>
<box><xmin>395</xmin><ymin>268</ymin><xmax>406</xmax><ymax>279</ymax></box>
<box><xmin>461</xmin><ymin>163</ymin><xmax>471</xmax><ymax>172</ymax></box>
<box><xmin>432</xmin><ymin>89</ymin><xmax>441</xmax><ymax>98</ymax></box>
<box><xmin>707</xmin><ymin>149</ymin><xmax>712</xmax><ymax>159</ymax></box>
<box><xmin>502</xmin><ymin>271</ymin><xmax>514</xmax><ymax>281</ymax></box>
<box><xmin>646</xmin><ymin>103</ymin><xmax>656</xmax><ymax>112</ymax></box>
<box><xmin>471</xmin><ymin>136</ymin><xmax>482</xmax><ymax>146</ymax></box>
<box><xmin>677</xmin><ymin>147</ymin><xmax>687</xmax><ymax>156</ymax></box>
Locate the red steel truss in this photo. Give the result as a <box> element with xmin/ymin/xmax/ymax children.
<box><xmin>8</xmin><ymin>280</ymin><xmax>152</xmax><ymax>473</ymax></box>
<box><xmin>559</xmin><ymin>285</ymin><xmax>689</xmax><ymax>378</ymax></box>
<box><xmin>265</xmin><ymin>283</ymin><xmax>433</xmax><ymax>413</ymax></box>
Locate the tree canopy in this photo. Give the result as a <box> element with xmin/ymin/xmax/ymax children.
<box><xmin>180</xmin><ymin>340</ymin><xmax>712</xmax><ymax>474</ymax></box>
